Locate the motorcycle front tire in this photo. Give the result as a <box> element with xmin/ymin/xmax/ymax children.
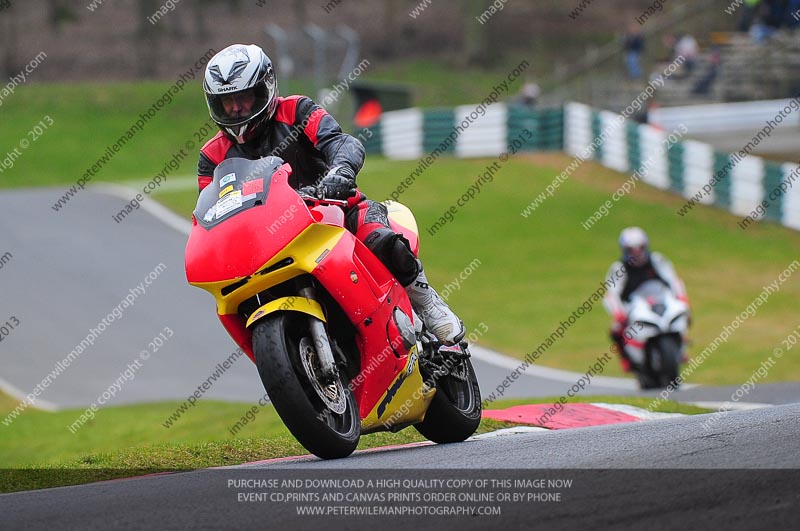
<box><xmin>252</xmin><ymin>312</ymin><xmax>360</xmax><ymax>459</ymax></box>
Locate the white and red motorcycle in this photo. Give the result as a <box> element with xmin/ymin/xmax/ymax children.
<box><xmin>621</xmin><ymin>280</ymin><xmax>690</xmax><ymax>389</ymax></box>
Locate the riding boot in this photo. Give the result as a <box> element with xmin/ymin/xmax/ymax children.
<box><xmin>405</xmin><ymin>268</ymin><xmax>466</xmax><ymax>345</ymax></box>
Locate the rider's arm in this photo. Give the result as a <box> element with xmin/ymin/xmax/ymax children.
<box><xmin>284</xmin><ymin>96</ymin><xmax>366</xmax><ymax>181</ymax></box>
<box><xmin>197</xmin><ymin>154</ymin><xmax>214</xmax><ymax>194</ymax></box>
<box><xmin>603</xmin><ymin>261</ymin><xmax>627</xmax><ymax>322</ymax></box>
<box><xmin>651</xmin><ymin>252</ymin><xmax>688</xmax><ymax>303</ymax></box>
<box><xmin>196</xmin><ymin>131</ymin><xmax>231</xmax><ymax>194</ymax></box>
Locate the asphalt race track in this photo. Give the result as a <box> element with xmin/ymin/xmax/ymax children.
<box><xmin>0</xmin><ymin>187</ymin><xmax>265</xmax><ymax>408</ymax></box>
<box><xmin>2</xmin><ymin>405</ymin><xmax>798</xmax><ymax>530</ymax></box>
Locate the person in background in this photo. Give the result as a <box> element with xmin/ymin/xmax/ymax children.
<box><xmin>692</xmin><ymin>45</ymin><xmax>721</xmax><ymax>95</ymax></box>
<box><xmin>623</xmin><ymin>23</ymin><xmax>645</xmax><ymax>80</ymax></box>
<box><xmin>517</xmin><ymin>81</ymin><xmax>541</xmax><ymax>107</ymax></box>
<box><xmin>738</xmin><ymin>0</ymin><xmax>762</xmax><ymax>32</ymax></box>
<box><xmin>674</xmin><ymin>33</ymin><xmax>699</xmax><ymax>77</ymax></box>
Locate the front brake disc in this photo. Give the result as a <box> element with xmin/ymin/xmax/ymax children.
<box><xmin>299</xmin><ymin>337</ymin><xmax>347</xmax><ymax>415</ymax></box>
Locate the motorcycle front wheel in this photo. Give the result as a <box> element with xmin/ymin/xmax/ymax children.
<box><xmin>653</xmin><ymin>334</ymin><xmax>681</xmax><ymax>388</ymax></box>
<box><xmin>252</xmin><ymin>312</ymin><xmax>360</xmax><ymax>459</ymax></box>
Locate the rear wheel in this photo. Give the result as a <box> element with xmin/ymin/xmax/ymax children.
<box><xmin>415</xmin><ymin>348</ymin><xmax>481</xmax><ymax>443</ymax></box>
<box><xmin>252</xmin><ymin>313</ymin><xmax>360</xmax><ymax>459</ymax></box>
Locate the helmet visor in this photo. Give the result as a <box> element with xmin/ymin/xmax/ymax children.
<box><xmin>623</xmin><ymin>244</ymin><xmax>648</xmax><ymax>265</ymax></box>
<box><xmin>207</xmin><ymin>83</ymin><xmax>271</xmax><ymax>127</ymax></box>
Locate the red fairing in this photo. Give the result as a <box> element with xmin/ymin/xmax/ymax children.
<box><xmin>185</xmin><ymin>164</ymin><xmax>311</xmax><ymax>283</ymax></box>
<box><xmin>218</xmin><ymin>313</ymin><xmax>255</xmax><ymax>363</ymax></box>
<box><xmin>187</xmin><ymin>161</ymin><xmax>417</xmax><ymax>420</ymax></box>
<box><xmin>353</xmin><ymin>283</ymin><xmax>414</xmax><ymax>418</ymax></box>
<box><xmin>312</xmin><ymin>227</ymin><xmax>383</xmax><ymax>320</ymax></box>
<box><xmin>310</xmin><ymin>225</ymin><xmax>415</xmax><ymax>417</ymax></box>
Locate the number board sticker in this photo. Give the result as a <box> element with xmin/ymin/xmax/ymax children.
<box><xmin>215</xmin><ymin>190</ymin><xmax>243</xmax><ymax>218</ymax></box>
<box><xmin>242</xmin><ymin>179</ymin><xmax>264</xmax><ymax>196</ymax></box>
<box><xmin>220</xmin><ymin>172</ymin><xmax>236</xmax><ymax>187</ymax></box>
<box><xmin>203</xmin><ymin>204</ymin><xmax>217</xmax><ymax>222</ymax></box>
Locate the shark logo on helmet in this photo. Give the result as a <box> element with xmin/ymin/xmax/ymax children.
<box><xmin>207</xmin><ymin>46</ymin><xmax>251</xmax><ymax>86</ymax></box>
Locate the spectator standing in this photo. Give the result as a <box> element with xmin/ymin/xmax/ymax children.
<box><xmin>675</xmin><ymin>33</ymin><xmax>699</xmax><ymax>77</ymax></box>
<box><xmin>623</xmin><ymin>23</ymin><xmax>645</xmax><ymax>80</ymax></box>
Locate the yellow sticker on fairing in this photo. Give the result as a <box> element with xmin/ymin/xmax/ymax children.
<box><xmin>219</xmin><ymin>185</ymin><xmax>234</xmax><ymax>198</ymax></box>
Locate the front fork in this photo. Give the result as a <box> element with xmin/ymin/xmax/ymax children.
<box><xmin>299</xmin><ymin>286</ymin><xmax>338</xmax><ymax>379</ymax></box>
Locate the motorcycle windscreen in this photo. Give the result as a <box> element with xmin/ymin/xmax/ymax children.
<box><xmin>632</xmin><ymin>279</ymin><xmax>669</xmax><ymax>298</ymax></box>
<box><xmin>193</xmin><ymin>157</ymin><xmax>282</xmax><ymax>229</ymax></box>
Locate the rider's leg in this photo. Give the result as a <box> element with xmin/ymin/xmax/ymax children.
<box><xmin>610</xmin><ymin>327</ymin><xmax>633</xmax><ymax>372</ymax></box>
<box><xmin>346</xmin><ymin>200</ymin><xmax>465</xmax><ymax>345</ymax></box>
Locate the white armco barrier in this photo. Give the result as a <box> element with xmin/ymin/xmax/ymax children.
<box><xmin>682</xmin><ymin>140</ymin><xmax>716</xmax><ymax>204</ymax></box>
<box><xmin>562</xmin><ymin>100</ymin><xmax>800</xmax><ymax>232</ymax></box>
<box><xmin>372</xmin><ymin>99</ymin><xmax>797</xmax><ymax>233</ymax></box>
<box><xmin>649</xmin><ymin>98</ymin><xmax>800</xmax><ymax>135</ymax></box>
<box><xmin>454</xmin><ymin>104</ymin><xmax>508</xmax><ymax>158</ymax></box>
<box><xmin>600</xmin><ymin>111</ymin><xmax>629</xmax><ymax>173</ymax></box>
<box><xmin>381</xmin><ymin>108</ymin><xmax>423</xmax><ymax>160</ymax></box>
<box><xmin>564</xmin><ymin>102</ymin><xmax>594</xmax><ymax>158</ymax></box>
<box><xmin>730</xmin><ymin>155</ymin><xmax>765</xmax><ymax>217</ymax></box>
<box><xmin>780</xmin><ymin>163</ymin><xmax>800</xmax><ymax>230</ymax></box>
<box><xmin>638</xmin><ymin>125</ymin><xmax>670</xmax><ymax>190</ymax></box>
<box><xmin>377</xmin><ymin>105</ymin><xmax>511</xmax><ymax>161</ymax></box>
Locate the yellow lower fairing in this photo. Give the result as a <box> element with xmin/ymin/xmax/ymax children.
<box><xmin>361</xmin><ymin>345</ymin><xmax>436</xmax><ymax>432</ymax></box>
<box><xmin>188</xmin><ymin>223</ymin><xmax>345</xmax><ymax>315</ymax></box>
<box><xmin>245</xmin><ymin>297</ymin><xmax>326</xmax><ymax>328</ymax></box>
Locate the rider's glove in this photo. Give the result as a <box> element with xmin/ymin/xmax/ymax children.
<box><xmin>320</xmin><ymin>167</ymin><xmax>357</xmax><ymax>200</ymax></box>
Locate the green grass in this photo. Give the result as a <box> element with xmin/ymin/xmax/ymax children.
<box><xmin>0</xmin><ymin>393</ymin><xmax>509</xmax><ymax>492</ymax></box>
<box><xmin>0</xmin><ymin>391</ymin><xmax>709</xmax><ymax>492</ymax></box>
<box><xmin>1</xmin><ymin>83</ymin><xmax>205</xmax><ymax>188</ymax></box>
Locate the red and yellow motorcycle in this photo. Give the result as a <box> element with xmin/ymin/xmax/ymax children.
<box><xmin>185</xmin><ymin>157</ymin><xmax>481</xmax><ymax>458</ymax></box>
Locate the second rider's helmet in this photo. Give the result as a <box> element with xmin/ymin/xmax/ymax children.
<box><xmin>618</xmin><ymin>226</ymin><xmax>650</xmax><ymax>267</ymax></box>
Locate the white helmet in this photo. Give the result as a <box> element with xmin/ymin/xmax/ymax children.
<box><xmin>618</xmin><ymin>226</ymin><xmax>650</xmax><ymax>266</ymax></box>
<box><xmin>203</xmin><ymin>44</ymin><xmax>278</xmax><ymax>144</ymax></box>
